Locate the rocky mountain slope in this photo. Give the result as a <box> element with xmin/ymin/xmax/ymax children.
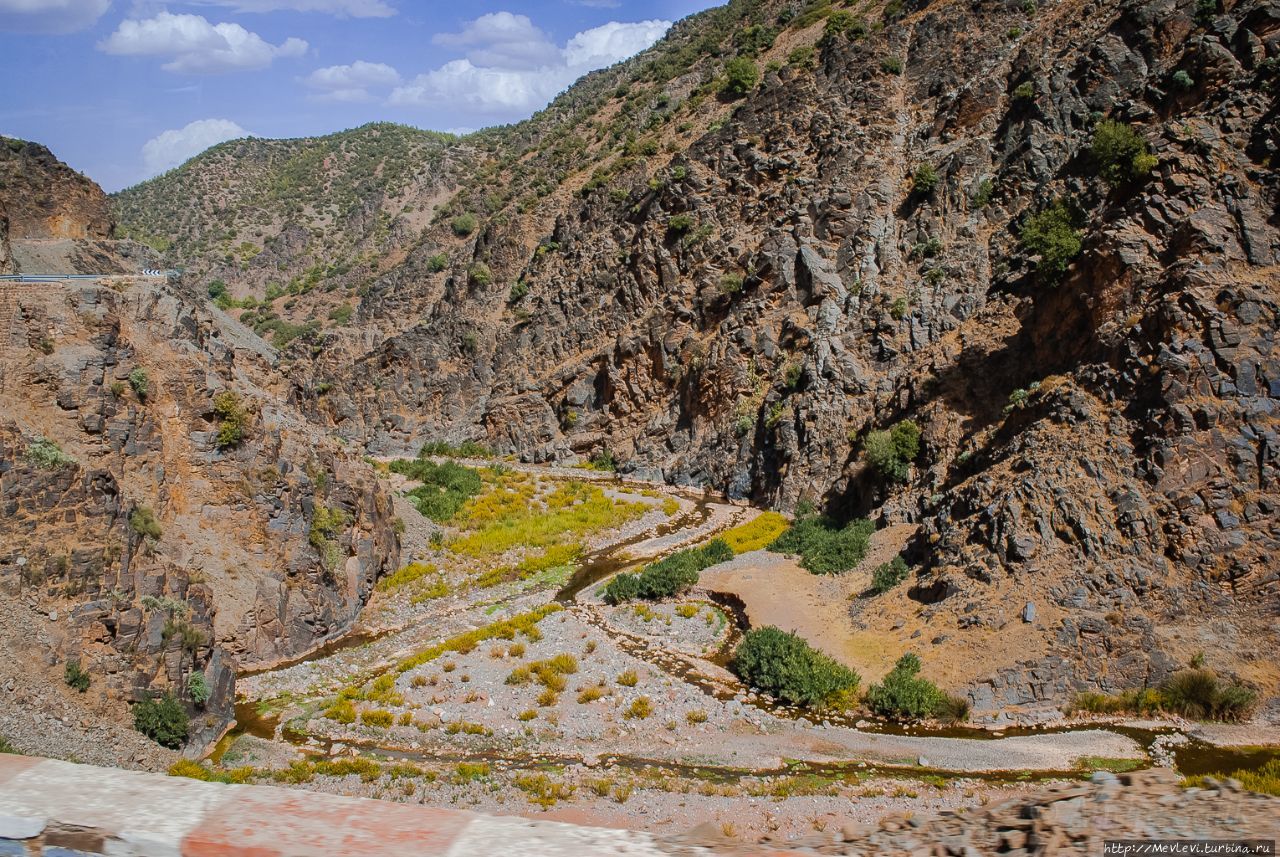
<box><xmin>96</xmin><ymin>0</ymin><xmax>1280</xmax><ymax>713</ymax></box>
<box><xmin>0</xmin><ymin>147</ymin><xmax>401</xmax><ymax>758</ymax></box>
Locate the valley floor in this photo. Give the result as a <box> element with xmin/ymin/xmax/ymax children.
<box><xmin>188</xmin><ymin>459</ymin><xmax>1280</xmax><ymax>844</ymax></box>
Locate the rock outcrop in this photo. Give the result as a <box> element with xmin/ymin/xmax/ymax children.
<box><xmin>0</xmin><ymin>137</ymin><xmax>113</xmax><ymax>240</ymax></box>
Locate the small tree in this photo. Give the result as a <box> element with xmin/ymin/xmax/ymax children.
<box><xmin>734</xmin><ymin>626</ymin><xmax>860</xmax><ymax>707</ymax></box>
<box><xmin>133</xmin><ymin>692</ymin><xmax>189</xmax><ymax>748</ymax></box>
<box><xmin>212</xmin><ymin>391</ymin><xmax>249</xmax><ymax>450</ymax></box>
<box><xmin>450</xmin><ymin>213</ymin><xmax>477</xmax><ymax>237</ymax></box>
<box><xmin>912</xmin><ymin>163</ymin><xmax>940</xmax><ymax>195</ymax></box>
<box><xmin>1090</xmin><ymin>120</ymin><xmax>1158</xmax><ymax>187</ymax></box>
<box><xmin>1021</xmin><ymin>200</ymin><xmax>1082</xmax><ymax>278</ymax></box>
<box><xmin>863</xmin><ymin>419</ymin><xmax>921</xmax><ymax>482</ymax></box>
<box><xmin>721</xmin><ymin>57</ymin><xmax>760</xmax><ymax>99</ymax></box>
<box><xmin>866</xmin><ymin>653</ymin><xmax>946</xmax><ymax>720</ymax></box>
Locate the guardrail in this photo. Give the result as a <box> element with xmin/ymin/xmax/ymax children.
<box><xmin>0</xmin><ymin>271</ymin><xmax>179</xmax><ymax>282</ymax></box>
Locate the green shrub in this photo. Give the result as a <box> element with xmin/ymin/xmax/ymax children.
<box><xmin>1171</xmin><ymin>70</ymin><xmax>1195</xmax><ymax>90</ymax></box>
<box><xmin>1160</xmin><ymin>669</ymin><xmax>1256</xmax><ymax>721</ymax></box>
<box><xmin>870</xmin><ymin>556</ymin><xmax>909</xmax><ymax>594</ymax></box>
<box><xmin>721</xmin><ymin>57</ymin><xmax>760</xmax><ymax>98</ymax></box>
<box><xmin>25</xmin><ymin>438</ymin><xmax>75</xmax><ymax>470</ymax></box>
<box><xmin>881</xmin><ymin>56</ymin><xmax>903</xmax><ymax>75</ymax></box>
<box><xmin>207</xmin><ymin>280</ymin><xmax>228</xmax><ymax>300</ymax></box>
<box><xmin>1195</xmin><ymin>0</ymin><xmax>1217</xmax><ymax>25</ymax></box>
<box><xmin>605</xmin><ymin>538</ymin><xmax>734</xmax><ymax>604</ymax></box>
<box><xmin>768</xmin><ymin>513</ymin><xmax>874</xmax><ymax>575</ymax></box>
<box><xmin>974</xmin><ymin>178</ymin><xmax>996</xmax><ymax>207</ymax></box>
<box><xmin>212</xmin><ymin>391</ymin><xmax>249</xmax><ymax>450</ymax></box>
<box><xmin>133</xmin><ymin>692</ymin><xmax>189</xmax><ymax>748</ymax></box>
<box><xmin>1021</xmin><ymin>200</ymin><xmax>1082</xmax><ymax>278</ymax></box>
<box><xmin>450</xmin><ymin>213</ymin><xmax>478</xmax><ymax>237</ymax></box>
<box><xmin>668</xmin><ymin>214</ymin><xmax>695</xmax><ymax>233</ymax></box>
<box><xmin>389</xmin><ymin>459</ymin><xmax>483</xmax><ymax>522</ymax></box>
<box><xmin>130</xmin><ymin>506</ymin><xmax>162</xmax><ymax>540</ymax></box>
<box><xmin>187</xmin><ymin>671</ymin><xmax>210</xmax><ymax>706</ymax></box>
<box><xmin>863</xmin><ymin>420</ymin><xmax>921</xmax><ymax>482</ymax></box>
<box><xmin>64</xmin><ymin>661</ymin><xmax>90</xmax><ymax>693</ymax></box>
<box><xmin>427</xmin><ymin>253</ymin><xmax>449</xmax><ymax>272</ymax></box>
<box><xmin>128</xmin><ymin>368</ymin><xmax>150</xmax><ymax>400</ymax></box>
<box><xmin>912</xmin><ymin>163</ymin><xmax>939</xmax><ymax>194</ymax></box>
<box><xmin>734</xmin><ymin>626</ymin><xmax>860</xmax><ymax>707</ymax></box>
<box><xmin>865</xmin><ymin>653</ymin><xmax>957</xmax><ymax>721</ymax></box>
<box><xmin>509</xmin><ymin>281</ymin><xmax>529</xmax><ymax>302</ymax></box>
<box><xmin>468</xmin><ymin>263</ymin><xmax>493</xmax><ymax>286</ymax></box>
<box><xmin>1090</xmin><ymin>120</ymin><xmax>1158</xmax><ymax>186</ymax></box>
<box><xmin>1013</xmin><ymin>82</ymin><xmax>1035</xmax><ymax>101</ymax></box>
<box><xmin>719</xmin><ymin>273</ymin><xmax>744</xmax><ymax>294</ymax></box>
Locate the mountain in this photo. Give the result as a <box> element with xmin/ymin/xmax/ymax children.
<box><xmin>0</xmin><ymin>144</ymin><xmax>400</xmax><ymax>763</ymax></box>
<box><xmin>33</xmin><ymin>0</ymin><xmax>1280</xmax><ymax>721</ymax></box>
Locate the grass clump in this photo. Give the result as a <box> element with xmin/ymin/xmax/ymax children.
<box><xmin>377</xmin><ymin>561</ymin><xmax>438</xmax><ymax>593</ymax></box>
<box><xmin>475</xmin><ymin>543</ymin><xmax>583</xmax><ymax>589</ymax></box>
<box><xmin>130</xmin><ymin>506</ymin><xmax>163</xmax><ymax>541</ymax></box>
<box><xmin>450</xmin><ymin>479</ymin><xmax>647</xmax><ymax>558</ymax></box>
<box><xmin>863</xmin><ymin>419</ymin><xmax>921</xmax><ymax>482</ymax></box>
<box><xmin>626</xmin><ymin>696</ymin><xmax>654</xmax><ymax>719</ymax></box>
<box><xmin>133</xmin><ymin>692</ymin><xmax>188</xmax><ymax>748</ymax></box>
<box><xmin>768</xmin><ymin>513</ymin><xmax>873</xmax><ymax>575</ymax></box>
<box><xmin>453</xmin><ymin>762</ymin><xmax>489</xmax><ymax>783</ymax></box>
<box><xmin>617</xmin><ymin>669</ymin><xmax>638</xmax><ymax>687</ymax></box>
<box><xmin>391</xmin><ymin>605</ymin><xmax>561</xmax><ymax>676</ymax></box>
<box><xmin>514</xmin><ymin>773</ymin><xmax>575</xmax><ymax>808</ymax></box>
<box><xmin>1021</xmin><ymin>199</ymin><xmax>1082</xmax><ymax>279</ymax></box>
<box><xmin>1069</xmin><ymin>668</ymin><xmax>1255</xmax><ymax>721</ymax></box>
<box><xmin>604</xmin><ymin>539</ymin><xmax>734</xmax><ymax>604</ymax></box>
<box><xmin>869</xmin><ymin>556</ymin><xmax>909</xmax><ymax>595</ymax></box>
<box><xmin>324</xmin><ymin>698</ymin><xmax>357</xmax><ymax>724</ymax></box>
<box><xmin>168</xmin><ymin>759</ymin><xmax>255</xmax><ymax>784</ymax></box>
<box><xmin>720</xmin><ymin>511</ymin><xmax>790</xmax><ymax>553</ymax></box>
<box><xmin>734</xmin><ymin>626</ymin><xmax>860</xmax><ymax>708</ymax></box>
<box><xmin>577</xmin><ymin>685</ymin><xmax>607</xmax><ymax>704</ymax></box>
<box><xmin>64</xmin><ymin>661</ymin><xmax>90</xmax><ymax>693</ymax></box>
<box><xmin>361</xmin><ymin>709</ymin><xmax>395</xmax><ymax>728</ymax></box>
<box><xmin>865</xmin><ymin>653</ymin><xmax>967</xmax><ymax>722</ymax></box>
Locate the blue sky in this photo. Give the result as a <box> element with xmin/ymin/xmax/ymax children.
<box><xmin>0</xmin><ymin>0</ymin><xmax>719</xmax><ymax>191</ymax></box>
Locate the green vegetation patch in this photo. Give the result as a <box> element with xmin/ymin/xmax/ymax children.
<box><xmin>865</xmin><ymin>653</ymin><xmax>968</xmax><ymax>722</ymax></box>
<box><xmin>133</xmin><ymin>692</ymin><xmax>189</xmax><ymax>748</ymax></box>
<box><xmin>734</xmin><ymin>626</ymin><xmax>860</xmax><ymax>707</ymax></box>
<box><xmin>390</xmin><ymin>458</ymin><xmax>483</xmax><ymax>522</ymax></box>
<box><xmin>863</xmin><ymin>420</ymin><xmax>921</xmax><ymax>483</ymax></box>
<box><xmin>768</xmin><ymin>513</ymin><xmax>873</xmax><ymax>575</ymax></box>
<box><xmin>604</xmin><ymin>538</ymin><xmax>733</xmax><ymax>603</ymax></box>
<box><xmin>1021</xmin><ymin>199</ymin><xmax>1082</xmax><ymax>279</ymax></box>
<box><xmin>1069</xmin><ymin>668</ymin><xmax>1256</xmax><ymax>722</ymax></box>
<box><xmin>720</xmin><ymin>511</ymin><xmax>791</xmax><ymax>553</ymax></box>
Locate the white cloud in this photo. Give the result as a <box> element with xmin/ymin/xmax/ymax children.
<box><xmin>0</xmin><ymin>0</ymin><xmax>109</xmax><ymax>33</ymax></box>
<box><xmin>99</xmin><ymin>11</ymin><xmax>307</xmax><ymax>74</ymax></box>
<box><xmin>142</xmin><ymin>118</ymin><xmax>248</xmax><ymax>175</ymax></box>
<box><xmin>193</xmin><ymin>0</ymin><xmax>393</xmax><ymax>16</ymax></box>
<box><xmin>391</xmin><ymin>15</ymin><xmax>670</xmax><ymax>116</ymax></box>
<box><xmin>432</xmin><ymin>11</ymin><xmax>559</xmax><ymax>71</ymax></box>
<box><xmin>303</xmin><ymin>59</ymin><xmax>399</xmax><ymax>102</ymax></box>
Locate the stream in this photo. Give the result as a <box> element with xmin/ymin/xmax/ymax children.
<box><xmin>215</xmin><ymin>470</ymin><xmax>1280</xmax><ymax>786</ymax></box>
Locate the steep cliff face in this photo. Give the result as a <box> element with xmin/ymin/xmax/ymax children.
<box><xmin>110</xmin><ymin>0</ymin><xmax>1279</xmax><ymax>709</ymax></box>
<box><xmin>0</xmin><ymin>137</ymin><xmax>114</xmax><ymax>240</ymax></box>
<box><xmin>1</xmin><ymin>276</ymin><xmax>401</xmax><ymax>747</ymax></box>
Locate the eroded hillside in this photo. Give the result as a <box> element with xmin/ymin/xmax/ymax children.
<box><xmin>109</xmin><ymin>0</ymin><xmax>1280</xmax><ymax>711</ymax></box>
